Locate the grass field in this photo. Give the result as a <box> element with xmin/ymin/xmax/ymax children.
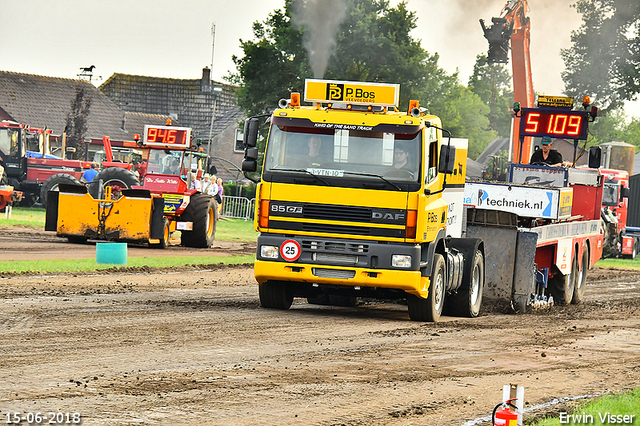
<box><xmin>0</xmin><ymin>207</ymin><xmax>258</xmax><ymax>243</ymax></box>
<box><xmin>531</xmin><ymin>388</ymin><xmax>640</xmax><ymax>425</ymax></box>
<box><xmin>0</xmin><ymin>207</ymin><xmax>257</xmax><ymax>273</ymax></box>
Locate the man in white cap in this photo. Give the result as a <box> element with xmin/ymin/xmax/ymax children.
<box><xmin>530</xmin><ymin>136</ymin><xmax>563</xmax><ymax>167</ymax></box>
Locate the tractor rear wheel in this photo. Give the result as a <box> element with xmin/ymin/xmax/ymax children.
<box><xmin>89</xmin><ymin>167</ymin><xmax>139</xmax><ymax>200</ymax></box>
<box><xmin>40</xmin><ymin>173</ymin><xmax>82</xmax><ymax>208</ymax></box>
<box><xmin>180</xmin><ymin>194</ymin><xmax>218</xmax><ymax>248</ymax></box>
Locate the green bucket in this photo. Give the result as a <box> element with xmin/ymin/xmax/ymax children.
<box><xmin>96</xmin><ymin>242</ymin><xmax>128</xmax><ymax>265</ymax></box>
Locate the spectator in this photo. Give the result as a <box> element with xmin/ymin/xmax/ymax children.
<box><xmin>216</xmin><ymin>178</ymin><xmax>224</xmax><ymax>212</ymax></box>
<box><xmin>82</xmin><ymin>163</ymin><xmax>99</xmax><ymax>182</ymax></box>
<box><xmin>190</xmin><ymin>172</ymin><xmax>202</xmax><ymax>191</ymax></box>
<box><xmin>202</xmin><ymin>174</ymin><xmax>212</xmax><ymax>193</ymax></box>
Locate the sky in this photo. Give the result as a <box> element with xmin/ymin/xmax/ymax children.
<box><xmin>2</xmin><ymin>0</ymin><xmax>638</xmax><ymax>117</ymax></box>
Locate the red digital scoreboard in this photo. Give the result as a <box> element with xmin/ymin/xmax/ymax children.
<box><xmin>143</xmin><ymin>125</ymin><xmax>191</xmax><ymax>149</ymax></box>
<box><xmin>519</xmin><ymin>108</ymin><xmax>589</xmax><ymax>140</ymax></box>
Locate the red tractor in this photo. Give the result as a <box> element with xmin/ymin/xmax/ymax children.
<box><xmin>0</xmin><ymin>120</ymin><xmax>136</xmax><ymax>207</ymax></box>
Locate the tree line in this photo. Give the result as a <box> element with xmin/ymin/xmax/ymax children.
<box><xmin>228</xmin><ymin>0</ymin><xmax>640</xmax><ymax>160</ymax></box>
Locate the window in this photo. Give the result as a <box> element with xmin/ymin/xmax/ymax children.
<box><xmin>234</xmin><ymin>129</ymin><xmax>244</xmax><ymax>152</ymax></box>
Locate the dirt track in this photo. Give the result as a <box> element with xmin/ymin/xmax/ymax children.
<box><xmin>1</xmin><ymin>228</ymin><xmax>639</xmax><ymax>425</ymax></box>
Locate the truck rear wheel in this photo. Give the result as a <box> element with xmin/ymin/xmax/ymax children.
<box><xmin>623</xmin><ymin>239</ymin><xmax>637</xmax><ymax>260</ymax></box>
<box><xmin>180</xmin><ymin>194</ymin><xmax>218</xmax><ymax>248</ymax></box>
<box><xmin>89</xmin><ymin>167</ymin><xmax>139</xmax><ymax>200</ymax></box>
<box><xmin>259</xmin><ymin>281</ymin><xmax>294</xmax><ymax>309</ymax></box>
<box><xmin>40</xmin><ymin>173</ymin><xmax>81</xmax><ymax>208</ymax></box>
<box><xmin>448</xmin><ymin>249</ymin><xmax>484</xmax><ymax>318</ymax></box>
<box><xmin>549</xmin><ymin>261</ymin><xmax>576</xmax><ymax>306</ymax></box>
<box><xmin>408</xmin><ymin>253</ymin><xmax>445</xmax><ymax>322</ymax></box>
<box><xmin>572</xmin><ymin>247</ymin><xmax>589</xmax><ymax>304</ymax></box>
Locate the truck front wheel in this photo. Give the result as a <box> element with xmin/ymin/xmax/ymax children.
<box><xmin>408</xmin><ymin>253</ymin><xmax>446</xmax><ymax>322</ymax></box>
<box><xmin>259</xmin><ymin>281</ymin><xmax>294</xmax><ymax>310</ymax></box>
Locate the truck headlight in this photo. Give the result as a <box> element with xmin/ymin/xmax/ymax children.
<box><xmin>391</xmin><ymin>255</ymin><xmax>412</xmax><ymax>268</ymax></box>
<box><xmin>260</xmin><ymin>245</ymin><xmax>279</xmax><ymax>259</ymax></box>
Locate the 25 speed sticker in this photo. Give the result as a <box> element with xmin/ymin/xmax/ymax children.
<box><xmin>280</xmin><ymin>240</ymin><xmax>301</xmax><ymax>262</ymax></box>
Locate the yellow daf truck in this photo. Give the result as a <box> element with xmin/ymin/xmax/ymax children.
<box><xmin>241</xmin><ymin>79</ymin><xmax>485</xmax><ymax>321</ymax></box>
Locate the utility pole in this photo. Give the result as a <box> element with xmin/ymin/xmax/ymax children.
<box><xmin>211</xmin><ymin>23</ymin><xmax>216</xmax><ymax>73</ymax></box>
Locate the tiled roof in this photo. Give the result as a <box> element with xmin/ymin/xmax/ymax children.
<box><xmin>0</xmin><ymin>71</ymin><xmax>174</xmax><ymax>142</ymax></box>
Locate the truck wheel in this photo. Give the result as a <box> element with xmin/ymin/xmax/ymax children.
<box><xmin>67</xmin><ymin>236</ymin><xmax>88</xmax><ymax>244</ymax></box>
<box><xmin>150</xmin><ymin>218</ymin><xmax>170</xmax><ymax>249</ymax></box>
<box><xmin>549</xmin><ymin>262</ymin><xmax>576</xmax><ymax>306</ymax></box>
<box><xmin>40</xmin><ymin>173</ymin><xmax>82</xmax><ymax>208</ymax></box>
<box><xmin>328</xmin><ymin>295</ymin><xmax>359</xmax><ymax>307</ymax></box>
<box><xmin>259</xmin><ymin>281</ymin><xmax>294</xmax><ymax>309</ymax></box>
<box><xmin>448</xmin><ymin>249</ymin><xmax>484</xmax><ymax>318</ymax></box>
<box><xmin>408</xmin><ymin>253</ymin><xmax>446</xmax><ymax>322</ymax></box>
<box><xmin>572</xmin><ymin>247</ymin><xmax>589</xmax><ymax>304</ymax></box>
<box><xmin>623</xmin><ymin>239</ymin><xmax>637</xmax><ymax>260</ymax></box>
<box><xmin>89</xmin><ymin>167</ymin><xmax>139</xmax><ymax>200</ymax></box>
<box><xmin>307</xmin><ymin>294</ymin><xmax>331</xmax><ymax>305</ymax></box>
<box><xmin>180</xmin><ymin>194</ymin><xmax>218</xmax><ymax>248</ymax></box>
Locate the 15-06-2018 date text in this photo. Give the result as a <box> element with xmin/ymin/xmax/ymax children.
<box><xmin>4</xmin><ymin>412</ymin><xmax>81</xmax><ymax>424</ymax></box>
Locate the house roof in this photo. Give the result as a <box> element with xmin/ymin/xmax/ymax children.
<box><xmin>0</xmin><ymin>71</ymin><xmax>173</xmax><ymax>142</ymax></box>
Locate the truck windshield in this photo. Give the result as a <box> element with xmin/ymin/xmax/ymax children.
<box><xmin>263</xmin><ymin>125</ymin><xmax>421</xmax><ymax>183</ymax></box>
<box><xmin>146</xmin><ymin>150</ymin><xmax>184</xmax><ymax>175</ymax></box>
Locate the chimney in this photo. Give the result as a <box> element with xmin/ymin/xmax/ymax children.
<box><xmin>201</xmin><ymin>67</ymin><xmax>212</xmax><ymax>92</ymax></box>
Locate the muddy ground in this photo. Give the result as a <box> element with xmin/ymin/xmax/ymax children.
<box><xmin>0</xmin><ymin>228</ymin><xmax>639</xmax><ymax>425</ymax></box>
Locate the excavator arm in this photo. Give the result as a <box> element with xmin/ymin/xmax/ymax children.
<box><xmin>481</xmin><ymin>0</ymin><xmax>534</xmax><ymax>164</ymax></box>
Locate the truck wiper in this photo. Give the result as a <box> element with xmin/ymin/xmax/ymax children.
<box><xmin>270</xmin><ymin>167</ymin><xmax>330</xmax><ymax>186</ymax></box>
<box><xmin>342</xmin><ymin>171</ymin><xmax>402</xmax><ymax>191</ymax></box>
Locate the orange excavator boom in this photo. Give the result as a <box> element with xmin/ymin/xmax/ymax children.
<box><xmin>481</xmin><ymin>0</ymin><xmax>534</xmax><ymax>164</ymax></box>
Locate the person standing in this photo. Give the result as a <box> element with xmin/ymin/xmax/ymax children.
<box><xmin>82</xmin><ymin>163</ymin><xmax>99</xmax><ymax>182</ymax></box>
<box><xmin>216</xmin><ymin>178</ymin><xmax>224</xmax><ymax>213</ymax></box>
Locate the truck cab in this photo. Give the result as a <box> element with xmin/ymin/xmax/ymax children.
<box><xmin>242</xmin><ymin>79</ymin><xmax>484</xmax><ymax>322</ymax></box>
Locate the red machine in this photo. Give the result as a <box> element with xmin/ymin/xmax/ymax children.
<box><xmin>0</xmin><ymin>121</ymin><xmax>135</xmax><ymax>206</ymax></box>
<box><xmin>481</xmin><ymin>0</ymin><xmax>534</xmax><ymax>164</ymax></box>
<box><xmin>492</xmin><ymin>399</ymin><xmax>518</xmax><ymax>426</ymax></box>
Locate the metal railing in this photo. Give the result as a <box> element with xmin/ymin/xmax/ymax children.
<box><xmin>220</xmin><ymin>195</ymin><xmax>255</xmax><ymax>220</ymax></box>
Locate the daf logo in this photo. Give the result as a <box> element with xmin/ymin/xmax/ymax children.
<box><xmin>372</xmin><ymin>212</ymin><xmax>405</xmax><ymax>221</ymax></box>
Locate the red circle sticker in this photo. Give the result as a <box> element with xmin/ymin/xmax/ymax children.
<box><xmin>280</xmin><ymin>240</ymin><xmax>301</xmax><ymax>262</ymax></box>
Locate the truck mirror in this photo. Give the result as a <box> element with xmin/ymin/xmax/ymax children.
<box><xmin>588</xmin><ymin>146</ymin><xmax>601</xmax><ymax>168</ymax></box>
<box><xmin>245</xmin><ymin>147</ymin><xmax>258</xmax><ymax>161</ymax></box>
<box><xmin>242</xmin><ymin>159</ymin><xmax>257</xmax><ymax>172</ymax></box>
<box><xmin>621</xmin><ymin>186</ymin><xmax>630</xmax><ymax>199</ymax></box>
<box><xmin>438</xmin><ymin>145</ymin><xmax>456</xmax><ymax>174</ymax></box>
<box><xmin>243</xmin><ymin>118</ymin><xmax>259</xmax><ymax>149</ymax></box>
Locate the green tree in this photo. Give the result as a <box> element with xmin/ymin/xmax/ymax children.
<box><xmin>468</xmin><ymin>54</ymin><xmax>513</xmax><ymax>138</ymax></box>
<box><xmin>229</xmin><ymin>0</ymin><xmax>495</xmax><ymax>156</ymax></box>
<box><xmin>65</xmin><ymin>85</ymin><xmax>92</xmax><ymax>160</ymax></box>
<box><xmin>561</xmin><ymin>0</ymin><xmax>640</xmax><ymax>112</ymax></box>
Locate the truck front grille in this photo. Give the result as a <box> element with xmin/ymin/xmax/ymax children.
<box><xmin>304</xmin><ymin>204</ymin><xmax>371</xmax><ymax>222</ymax></box>
<box><xmin>312</xmin><ymin>268</ymin><xmax>356</xmax><ymax>279</ymax></box>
